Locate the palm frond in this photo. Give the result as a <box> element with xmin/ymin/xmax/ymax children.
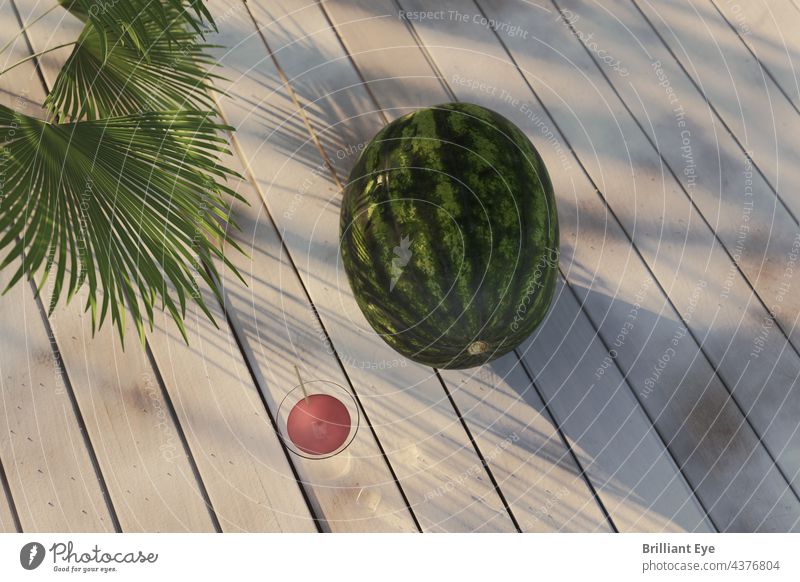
<box><xmin>46</xmin><ymin>18</ymin><xmax>221</xmax><ymax>121</ymax></box>
<box><xmin>0</xmin><ymin>105</ymin><xmax>244</xmax><ymax>344</ymax></box>
<box><xmin>57</xmin><ymin>0</ymin><xmax>215</xmax><ymax>60</ymax></box>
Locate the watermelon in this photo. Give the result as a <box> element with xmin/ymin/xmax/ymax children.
<box><xmin>339</xmin><ymin>103</ymin><xmax>559</xmax><ymax>369</ymax></box>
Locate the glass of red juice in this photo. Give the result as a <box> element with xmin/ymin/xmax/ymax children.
<box><xmin>277</xmin><ymin>380</ymin><xmax>359</xmax><ymax>458</ymax></box>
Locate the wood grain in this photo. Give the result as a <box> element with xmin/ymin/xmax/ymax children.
<box><xmin>323</xmin><ymin>0</ymin><xmax>611</xmax><ymax>532</ymax></box>
<box><xmin>0</xmin><ymin>4</ymin><xmax>114</xmax><ymax>532</ymax></box>
<box><xmin>213</xmin><ymin>0</ymin><xmax>516</xmax><ymax>531</ymax></box>
<box><xmin>0</xmin><ymin>0</ymin><xmax>796</xmax><ymax>532</ymax></box>
<box><xmin>211</xmin><ymin>143</ymin><xmax>418</xmax><ymax>531</ymax></box>
<box><xmin>0</xmin><ymin>467</ymin><xmax>17</xmax><ymax>531</ymax></box>
<box><xmin>632</xmin><ymin>0</ymin><xmax>800</xmax><ymax>335</ymax></box>
<box><xmin>18</xmin><ymin>0</ymin><xmax>325</xmax><ymax>532</ymax></box>
<box><xmin>634</xmin><ymin>0</ymin><xmax>800</xmax><ymax>220</ymax></box>
<box><xmin>14</xmin><ymin>0</ymin><xmax>223</xmax><ymax>532</ymax></box>
<box><xmin>547</xmin><ymin>0</ymin><xmax>800</xmax><ymax>527</ymax></box>
<box><xmin>324</xmin><ymin>0</ymin><xmax>713</xmax><ymax>531</ymax></box>
<box><xmin>709</xmin><ymin>0</ymin><xmax>800</xmax><ymax>113</ymax></box>
<box><xmin>0</xmin><ymin>260</ymin><xmax>114</xmax><ymax>531</ymax></box>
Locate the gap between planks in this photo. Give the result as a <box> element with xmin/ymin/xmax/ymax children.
<box><xmin>319</xmin><ymin>0</ymin><xmax>616</xmax><ymax>531</ymax></box>
<box><xmin>13</xmin><ymin>0</ymin><xmax>307</xmax><ymax>531</ymax></box>
<box><xmin>548</xmin><ymin>0</ymin><xmax>800</xmax><ymax>516</ymax></box>
<box><xmin>260</xmin><ymin>0</ymin><xmax>708</xmax><ymax>532</ymax></box>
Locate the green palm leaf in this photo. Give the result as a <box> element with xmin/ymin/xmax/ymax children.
<box><xmin>0</xmin><ymin>105</ymin><xmax>244</xmax><ymax>344</ymax></box>
<box><xmin>57</xmin><ymin>0</ymin><xmax>215</xmax><ymax>59</ymax></box>
<box><xmin>46</xmin><ymin>18</ymin><xmax>221</xmax><ymax>121</ymax></box>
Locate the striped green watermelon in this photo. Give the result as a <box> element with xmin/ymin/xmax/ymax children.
<box><xmin>339</xmin><ymin>103</ymin><xmax>559</xmax><ymax>369</ymax></box>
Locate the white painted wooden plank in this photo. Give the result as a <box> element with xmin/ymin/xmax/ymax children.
<box><xmin>393</xmin><ymin>0</ymin><xmax>717</xmax><ymax>532</ymax></box>
<box><xmin>216</xmin><ymin>149</ymin><xmax>417</xmax><ymax>532</ymax></box>
<box><xmin>47</xmin><ymin>295</ymin><xmax>220</xmax><ymax>532</ymax></box>
<box><xmin>14</xmin><ymin>0</ymin><xmax>398</xmax><ymax>534</ymax></box>
<box><xmin>147</xmin><ymin>285</ymin><xmax>317</xmax><ymax>532</ymax></box>
<box><xmin>521</xmin><ymin>280</ymin><xmax>711</xmax><ymax>531</ymax></box>
<box><xmin>0</xmin><ymin>468</ymin><xmax>16</xmax><ymax>532</ymax></box>
<box><xmin>553</xmin><ymin>0</ymin><xmax>800</xmax><ymax>364</ymax></box>
<box><xmin>17</xmin><ymin>0</ymin><xmax>319</xmax><ymax>532</ymax></box>
<box><xmin>710</xmin><ymin>0</ymin><xmax>800</xmax><ymax>111</ymax></box>
<box><xmin>322</xmin><ymin>0</ymin><xmax>610</xmax><ymax>532</ymax></box>
<box><xmin>0</xmin><ymin>261</ymin><xmax>114</xmax><ymax>532</ymax></box>
<box><xmin>0</xmin><ymin>6</ymin><xmax>114</xmax><ymax>532</ymax></box>
<box><xmin>340</xmin><ymin>0</ymin><xmax>695</xmax><ymax>532</ymax></box>
<box><xmin>440</xmin><ymin>356</ymin><xmax>610</xmax><ymax>531</ymax></box>
<box><xmin>15</xmin><ymin>0</ymin><xmax>225</xmax><ymax>532</ymax></box>
<box><xmin>213</xmin><ymin>0</ymin><xmax>515</xmax><ymax>531</ymax></box>
<box><xmin>636</xmin><ymin>0</ymin><xmax>800</xmax><ymax>248</ymax></box>
<box><xmin>547</xmin><ymin>0</ymin><xmax>800</xmax><ymax>521</ymax></box>
<box><xmin>476</xmin><ymin>0</ymin><xmax>800</xmax><ymax>531</ymax></box>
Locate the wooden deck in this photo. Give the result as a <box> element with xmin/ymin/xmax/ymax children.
<box><xmin>1</xmin><ymin>0</ymin><xmax>799</xmax><ymax>532</ymax></box>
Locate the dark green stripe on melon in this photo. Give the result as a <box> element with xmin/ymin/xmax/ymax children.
<box><xmin>340</xmin><ymin>102</ymin><xmax>559</xmax><ymax>369</ymax></box>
